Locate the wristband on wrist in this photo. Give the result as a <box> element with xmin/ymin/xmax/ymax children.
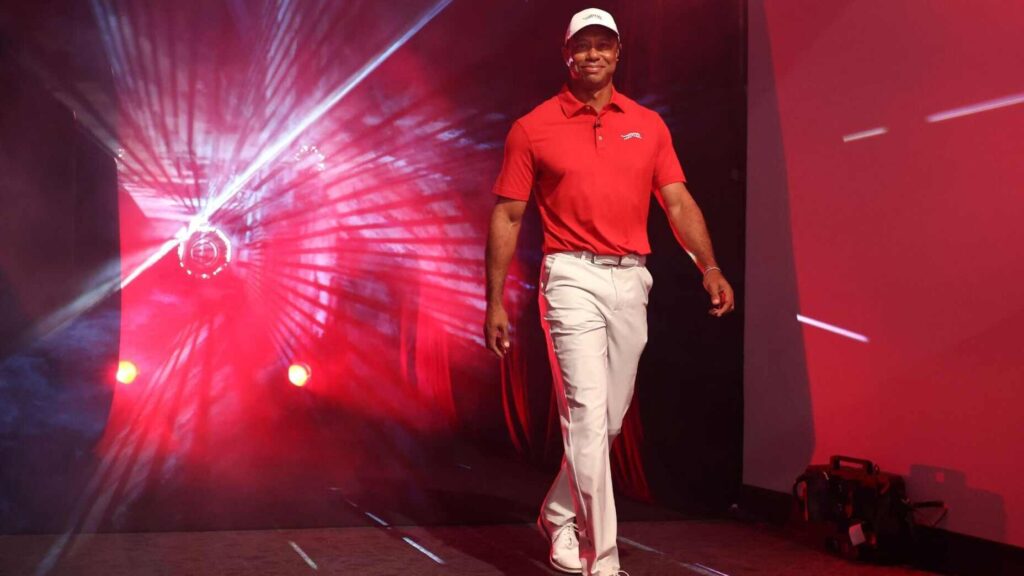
<box><xmin>703</xmin><ymin>266</ymin><xmax>722</xmax><ymax>278</ymax></box>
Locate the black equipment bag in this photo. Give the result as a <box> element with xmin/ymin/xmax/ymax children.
<box><xmin>794</xmin><ymin>455</ymin><xmax>928</xmax><ymax>562</ymax></box>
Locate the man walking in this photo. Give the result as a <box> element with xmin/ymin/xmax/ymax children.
<box><xmin>484</xmin><ymin>8</ymin><xmax>735</xmax><ymax>576</ymax></box>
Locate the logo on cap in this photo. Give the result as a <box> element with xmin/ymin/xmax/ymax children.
<box><xmin>565</xmin><ymin>8</ymin><xmax>620</xmax><ymax>44</ymax></box>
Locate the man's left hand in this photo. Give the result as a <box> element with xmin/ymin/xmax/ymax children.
<box><xmin>703</xmin><ymin>270</ymin><xmax>735</xmax><ymax>317</ymax></box>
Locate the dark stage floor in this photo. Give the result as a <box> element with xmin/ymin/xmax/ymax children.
<box><xmin>0</xmin><ymin>520</ymin><xmax>941</xmax><ymax>576</ymax></box>
<box><xmin>0</xmin><ymin>382</ymin><xmax>947</xmax><ymax>576</ymax></box>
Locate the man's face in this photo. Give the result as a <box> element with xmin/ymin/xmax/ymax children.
<box><xmin>563</xmin><ymin>26</ymin><xmax>620</xmax><ymax>88</ymax></box>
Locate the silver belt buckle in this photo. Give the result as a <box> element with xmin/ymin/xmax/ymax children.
<box><xmin>620</xmin><ymin>254</ymin><xmax>643</xmax><ymax>267</ymax></box>
<box><xmin>569</xmin><ymin>251</ymin><xmax>645</xmax><ymax>267</ymax></box>
<box><xmin>592</xmin><ymin>254</ymin><xmax>621</xmax><ymax>266</ymax></box>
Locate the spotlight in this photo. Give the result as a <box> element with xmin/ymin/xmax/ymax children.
<box><xmin>116</xmin><ymin>360</ymin><xmax>139</xmax><ymax>385</ymax></box>
<box><xmin>178</xmin><ymin>225</ymin><xmax>232</xmax><ymax>279</ymax></box>
<box><xmin>288</xmin><ymin>363</ymin><xmax>311</xmax><ymax>387</ymax></box>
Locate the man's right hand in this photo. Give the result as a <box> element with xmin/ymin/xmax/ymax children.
<box><xmin>484</xmin><ymin>304</ymin><xmax>512</xmax><ymax>359</ymax></box>
<box><xmin>484</xmin><ymin>197</ymin><xmax>526</xmax><ymax>360</ymax></box>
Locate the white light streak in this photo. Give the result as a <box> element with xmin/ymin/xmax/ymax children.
<box><xmin>796</xmin><ymin>314</ymin><xmax>869</xmax><ymax>343</ymax></box>
<box><xmin>365</xmin><ymin>512</ymin><xmax>389</xmax><ymax>527</ymax></box>
<box><xmin>289</xmin><ymin>541</ymin><xmax>319</xmax><ymax>570</ymax></box>
<box><xmin>926</xmin><ymin>92</ymin><xmax>1024</xmax><ymax>123</ymax></box>
<box><xmin>28</xmin><ymin>260</ymin><xmax>121</xmax><ymax>339</ymax></box>
<box><xmin>35</xmin><ymin>531</ymin><xmax>72</xmax><ymax>575</ymax></box>
<box><xmin>842</xmin><ymin>126</ymin><xmax>888</xmax><ymax>142</ymax></box>
<box><xmin>117</xmin><ymin>0</ymin><xmax>454</xmax><ymax>292</ymax></box>
<box><xmin>120</xmin><ymin>236</ymin><xmax>183</xmax><ymax>289</ymax></box>
<box><xmin>618</xmin><ymin>536</ymin><xmax>731</xmax><ymax>576</ymax></box>
<box><xmin>617</xmin><ymin>536</ymin><xmax>662</xmax><ymax>554</ymax></box>
<box><xmin>402</xmin><ymin>537</ymin><xmax>445</xmax><ymax>564</ymax></box>
<box><xmin>195</xmin><ymin>0</ymin><xmax>453</xmax><ymax>225</ymax></box>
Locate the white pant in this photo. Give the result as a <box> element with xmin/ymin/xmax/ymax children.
<box><xmin>537</xmin><ymin>252</ymin><xmax>652</xmax><ymax>576</ymax></box>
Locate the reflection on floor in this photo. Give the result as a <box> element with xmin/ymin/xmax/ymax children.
<box><xmin>1</xmin><ymin>520</ymin><xmax>940</xmax><ymax>575</ymax></box>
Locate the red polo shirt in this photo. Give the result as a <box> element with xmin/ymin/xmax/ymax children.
<box><xmin>493</xmin><ymin>84</ymin><xmax>686</xmax><ymax>255</ymax></box>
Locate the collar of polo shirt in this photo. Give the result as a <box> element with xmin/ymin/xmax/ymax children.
<box><xmin>556</xmin><ymin>84</ymin><xmax>631</xmax><ymax>118</ymax></box>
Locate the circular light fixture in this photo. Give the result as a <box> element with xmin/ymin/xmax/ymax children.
<box><xmin>116</xmin><ymin>360</ymin><xmax>139</xmax><ymax>385</ymax></box>
<box><xmin>288</xmin><ymin>363</ymin><xmax>311</xmax><ymax>387</ymax></box>
<box><xmin>291</xmin><ymin>143</ymin><xmax>326</xmax><ymax>172</ymax></box>
<box><xmin>178</xmin><ymin>225</ymin><xmax>232</xmax><ymax>279</ymax></box>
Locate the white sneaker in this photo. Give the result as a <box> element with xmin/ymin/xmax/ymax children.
<box><xmin>540</xmin><ymin>519</ymin><xmax>583</xmax><ymax>574</ymax></box>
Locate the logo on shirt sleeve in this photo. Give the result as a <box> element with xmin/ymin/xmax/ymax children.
<box><xmin>620</xmin><ymin>132</ymin><xmax>643</xmax><ymax>141</ymax></box>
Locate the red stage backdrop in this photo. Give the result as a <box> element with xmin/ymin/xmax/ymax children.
<box><xmin>1</xmin><ymin>0</ymin><xmax>746</xmax><ymax>533</ymax></box>
<box><xmin>745</xmin><ymin>0</ymin><xmax>1024</xmax><ymax>547</ymax></box>
<box><xmin>97</xmin><ymin>0</ymin><xmax>663</xmax><ymax>529</ymax></box>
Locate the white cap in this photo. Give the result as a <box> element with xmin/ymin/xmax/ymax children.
<box><xmin>564</xmin><ymin>8</ymin><xmax>619</xmax><ymax>45</ymax></box>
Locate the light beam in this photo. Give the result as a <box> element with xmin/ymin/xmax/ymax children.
<box><xmin>796</xmin><ymin>314</ymin><xmax>870</xmax><ymax>343</ymax></box>
<box><xmin>118</xmin><ymin>0</ymin><xmax>454</xmax><ymax>292</ymax></box>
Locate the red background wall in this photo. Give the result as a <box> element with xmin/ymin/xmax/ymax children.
<box><xmin>745</xmin><ymin>0</ymin><xmax>1024</xmax><ymax>547</ymax></box>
